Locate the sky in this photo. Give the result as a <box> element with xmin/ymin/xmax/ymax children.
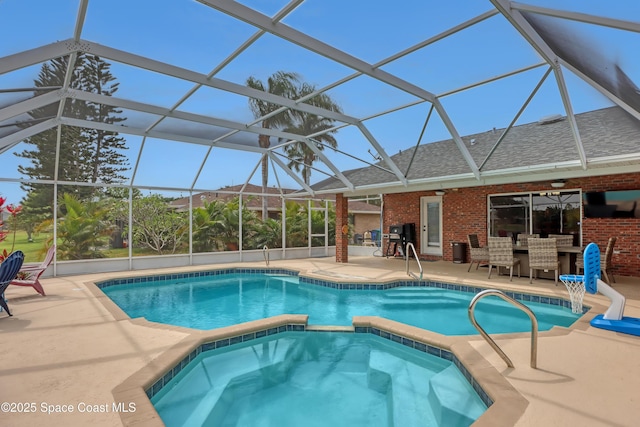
<box><xmin>1</xmin><ymin>0</ymin><xmax>639</xmax><ymax>204</ymax></box>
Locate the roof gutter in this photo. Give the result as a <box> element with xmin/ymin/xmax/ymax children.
<box><xmin>305</xmin><ymin>158</ymin><xmax>640</xmax><ymax>197</ymax></box>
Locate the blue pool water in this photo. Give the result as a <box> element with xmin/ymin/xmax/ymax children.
<box><xmin>101</xmin><ymin>273</ymin><xmax>581</xmax><ymax>335</ymax></box>
<box><xmin>152</xmin><ymin>331</ymin><xmax>487</xmax><ymax>427</ymax></box>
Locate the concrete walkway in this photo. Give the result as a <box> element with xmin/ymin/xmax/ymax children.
<box><xmin>0</xmin><ymin>256</ymin><xmax>638</xmax><ymax>426</ymax></box>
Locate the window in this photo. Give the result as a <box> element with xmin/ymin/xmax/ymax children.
<box><xmin>489</xmin><ymin>191</ymin><xmax>581</xmax><ymax>243</ymax></box>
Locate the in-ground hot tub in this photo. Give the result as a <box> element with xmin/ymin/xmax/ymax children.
<box><xmin>149</xmin><ymin>330</ymin><xmax>489</xmax><ymax>427</ymax></box>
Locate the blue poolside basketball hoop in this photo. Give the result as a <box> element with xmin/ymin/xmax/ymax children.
<box><xmin>561</xmin><ymin>242</ymin><xmax>640</xmax><ymax>336</ymax></box>
<box><xmin>581</xmin><ymin>242</ymin><xmax>601</xmax><ymax>295</ymax></box>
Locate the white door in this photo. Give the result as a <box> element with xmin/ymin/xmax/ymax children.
<box><xmin>421</xmin><ymin>196</ymin><xmax>443</xmax><ymax>255</ymax></box>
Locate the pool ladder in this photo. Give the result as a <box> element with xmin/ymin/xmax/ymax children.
<box><xmin>405</xmin><ymin>242</ymin><xmax>423</xmax><ymax>280</ymax></box>
<box><xmin>468</xmin><ymin>289</ymin><xmax>538</xmax><ymax>369</ymax></box>
<box><xmin>262</xmin><ymin>245</ymin><xmax>270</xmax><ymax>266</ymax></box>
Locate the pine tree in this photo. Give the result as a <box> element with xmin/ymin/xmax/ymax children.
<box><xmin>77</xmin><ymin>55</ymin><xmax>128</xmax><ymax>185</ymax></box>
<box><xmin>16</xmin><ymin>54</ymin><xmax>129</xmax><ymax>228</ymax></box>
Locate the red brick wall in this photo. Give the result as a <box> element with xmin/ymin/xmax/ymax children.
<box><xmin>352</xmin><ymin>213</ymin><xmax>380</xmax><ymax>236</ymax></box>
<box><xmin>335</xmin><ymin>193</ymin><xmax>349</xmax><ymax>263</ymax></box>
<box><xmin>382</xmin><ymin>173</ymin><xmax>640</xmax><ymax>277</ymax></box>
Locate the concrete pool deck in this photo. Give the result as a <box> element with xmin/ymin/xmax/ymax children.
<box><xmin>1</xmin><ymin>256</ymin><xmax>639</xmax><ymax>426</ymax></box>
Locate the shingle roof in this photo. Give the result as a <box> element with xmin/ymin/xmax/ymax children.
<box><xmin>169</xmin><ymin>183</ymin><xmax>380</xmax><ymax>214</ymax></box>
<box><xmin>312</xmin><ymin>107</ymin><xmax>640</xmax><ymax>193</ymax></box>
<box><xmin>169</xmin><ymin>183</ymin><xmax>295</xmax><ymax>211</ymax></box>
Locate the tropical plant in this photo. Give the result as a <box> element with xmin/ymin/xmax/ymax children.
<box><xmin>214</xmin><ymin>197</ymin><xmax>242</xmax><ymax>250</ymax></box>
<box><xmin>310</xmin><ymin>202</ymin><xmax>336</xmax><ymax>246</ymax></box>
<box><xmin>42</xmin><ymin>193</ymin><xmax>113</xmax><ymax>260</ymax></box>
<box><xmin>192</xmin><ymin>199</ymin><xmax>226</xmax><ymax>252</ymax></box>
<box><xmin>280</xmin><ymin>200</ymin><xmax>337</xmax><ymax>248</ymax></box>
<box><xmin>100</xmin><ymin>190</ymin><xmax>134</xmax><ymax>249</ymax></box>
<box><xmin>246</xmin><ymin>71</ymin><xmax>300</xmax><ymax>220</ymax></box>
<box><xmin>283</xmin><ymin>200</ymin><xmax>308</xmax><ymax>247</ymax></box>
<box><xmin>239</xmin><ymin>202</ymin><xmax>262</xmax><ymax>250</ymax></box>
<box><xmin>253</xmin><ymin>218</ymin><xmax>282</xmax><ymax>249</ymax></box>
<box><xmin>192</xmin><ymin>197</ymin><xmax>263</xmax><ymax>252</ymax></box>
<box><xmin>130</xmin><ymin>194</ymin><xmax>188</xmax><ymax>255</ymax></box>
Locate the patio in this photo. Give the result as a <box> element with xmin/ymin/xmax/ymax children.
<box><xmin>1</xmin><ymin>256</ymin><xmax>639</xmax><ymax>426</ymax></box>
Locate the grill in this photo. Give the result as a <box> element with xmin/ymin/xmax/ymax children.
<box><xmin>386</xmin><ymin>224</ymin><xmax>414</xmax><ymax>258</ymax></box>
<box><xmin>388</xmin><ymin>224</ymin><xmax>402</xmax><ymax>242</ymax></box>
<box><xmin>385</xmin><ymin>223</ymin><xmax>417</xmax><ymax>258</ymax></box>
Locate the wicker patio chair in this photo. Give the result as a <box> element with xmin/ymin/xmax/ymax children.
<box><xmin>576</xmin><ymin>237</ymin><xmax>617</xmax><ymax>284</ymax></box>
<box><xmin>528</xmin><ymin>238</ymin><xmax>560</xmax><ymax>285</ymax></box>
<box><xmin>488</xmin><ymin>237</ymin><xmax>521</xmax><ymax>281</ymax></box>
<box><xmin>516</xmin><ymin>233</ymin><xmax>539</xmax><ymax>247</ymax></box>
<box><xmin>548</xmin><ymin>234</ymin><xmax>574</xmax><ymax>247</ymax></box>
<box><xmin>467</xmin><ymin>234</ymin><xmax>489</xmax><ymax>272</ymax></box>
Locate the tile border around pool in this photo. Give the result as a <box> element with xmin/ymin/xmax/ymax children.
<box><xmin>144</xmin><ymin>322</ymin><xmax>493</xmax><ymax>410</ymax></box>
<box><xmin>95</xmin><ymin>267</ymin><xmax>299</xmax><ymax>289</ymax></box>
<box><xmin>96</xmin><ymin>267</ymin><xmax>588</xmax><ymax>314</ymax></box>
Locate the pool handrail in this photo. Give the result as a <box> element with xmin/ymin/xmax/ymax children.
<box><xmin>262</xmin><ymin>245</ymin><xmax>270</xmax><ymax>266</ymax></box>
<box><xmin>468</xmin><ymin>289</ymin><xmax>538</xmax><ymax>369</ymax></box>
<box><xmin>405</xmin><ymin>242</ymin><xmax>423</xmax><ymax>280</ymax></box>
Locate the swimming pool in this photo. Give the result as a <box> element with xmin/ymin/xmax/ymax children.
<box><xmin>100</xmin><ymin>270</ymin><xmax>582</xmax><ymax>335</ymax></box>
<box><xmin>151</xmin><ymin>331</ymin><xmax>488</xmax><ymax>427</ymax></box>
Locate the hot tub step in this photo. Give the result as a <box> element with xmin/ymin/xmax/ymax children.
<box><xmin>428</xmin><ymin>365</ymin><xmax>486</xmax><ymax>427</ymax></box>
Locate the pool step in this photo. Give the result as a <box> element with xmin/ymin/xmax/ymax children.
<box><xmin>265</xmin><ymin>275</ymin><xmax>299</xmax><ymax>284</ymax></box>
<box><xmin>381</xmin><ymin>298</ymin><xmax>469</xmax><ymax>311</ymax></box>
<box><xmin>176</xmin><ymin>340</ymin><xmax>301</xmax><ymax>427</ymax></box>
<box><xmin>383</xmin><ymin>289</ymin><xmax>470</xmax><ymax>305</ymax></box>
<box><xmin>384</xmin><ymin>289</ymin><xmax>470</xmax><ymax>300</ymax></box>
<box><xmin>291</xmin><ymin>347</ymin><xmax>371</xmax><ymax>389</ymax></box>
<box><xmin>428</xmin><ymin>365</ymin><xmax>486</xmax><ymax>427</ymax></box>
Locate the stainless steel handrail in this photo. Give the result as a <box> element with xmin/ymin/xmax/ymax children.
<box><xmin>262</xmin><ymin>245</ymin><xmax>269</xmax><ymax>266</ymax></box>
<box><xmin>468</xmin><ymin>289</ymin><xmax>538</xmax><ymax>369</ymax></box>
<box><xmin>405</xmin><ymin>242</ymin><xmax>423</xmax><ymax>280</ymax></box>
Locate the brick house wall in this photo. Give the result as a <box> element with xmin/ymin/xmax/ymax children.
<box><xmin>335</xmin><ymin>193</ymin><xmax>349</xmax><ymax>263</ymax></box>
<box><xmin>352</xmin><ymin>213</ymin><xmax>381</xmax><ymax>236</ymax></box>
<box><xmin>382</xmin><ymin>173</ymin><xmax>640</xmax><ymax>277</ymax></box>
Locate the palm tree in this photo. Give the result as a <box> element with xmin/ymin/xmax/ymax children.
<box><xmin>192</xmin><ymin>199</ymin><xmax>226</xmax><ymax>252</ymax></box>
<box><xmin>41</xmin><ymin>193</ymin><xmax>114</xmax><ymax>260</ymax></box>
<box><xmin>283</xmin><ymin>82</ymin><xmax>342</xmax><ymax>185</ymax></box>
<box><xmin>246</xmin><ymin>71</ymin><xmax>300</xmax><ymax>220</ymax></box>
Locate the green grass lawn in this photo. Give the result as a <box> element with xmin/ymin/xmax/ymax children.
<box><xmin>2</xmin><ymin>231</ymin><xmax>50</xmax><ymax>263</ymax></box>
<box><xmin>3</xmin><ymin>230</ymin><xmax>178</xmax><ymax>263</ymax></box>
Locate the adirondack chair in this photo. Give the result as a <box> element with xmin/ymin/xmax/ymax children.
<box><xmin>1</xmin><ymin>251</ymin><xmax>25</xmax><ymax>316</ymax></box>
<box><xmin>10</xmin><ymin>245</ymin><xmax>55</xmax><ymax>296</ymax></box>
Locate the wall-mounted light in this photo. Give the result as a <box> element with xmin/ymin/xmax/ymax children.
<box><xmin>435</xmin><ymin>190</ymin><xmax>446</xmax><ymax>196</ymax></box>
<box><xmin>551</xmin><ymin>180</ymin><xmax>566</xmax><ymax>188</ymax></box>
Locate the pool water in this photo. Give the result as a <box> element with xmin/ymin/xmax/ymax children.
<box><xmin>152</xmin><ymin>332</ymin><xmax>487</xmax><ymax>427</ymax></box>
<box><xmin>102</xmin><ymin>273</ymin><xmax>581</xmax><ymax>334</ymax></box>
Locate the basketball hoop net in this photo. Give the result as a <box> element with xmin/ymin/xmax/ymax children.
<box><xmin>560</xmin><ymin>275</ymin><xmax>586</xmax><ymax>314</ymax></box>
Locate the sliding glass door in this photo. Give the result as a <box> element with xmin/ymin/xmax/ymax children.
<box><xmin>489</xmin><ymin>191</ymin><xmax>581</xmax><ymax>243</ymax></box>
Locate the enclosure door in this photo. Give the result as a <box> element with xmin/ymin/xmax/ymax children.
<box><xmin>420</xmin><ymin>196</ymin><xmax>443</xmax><ymax>256</ymax></box>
